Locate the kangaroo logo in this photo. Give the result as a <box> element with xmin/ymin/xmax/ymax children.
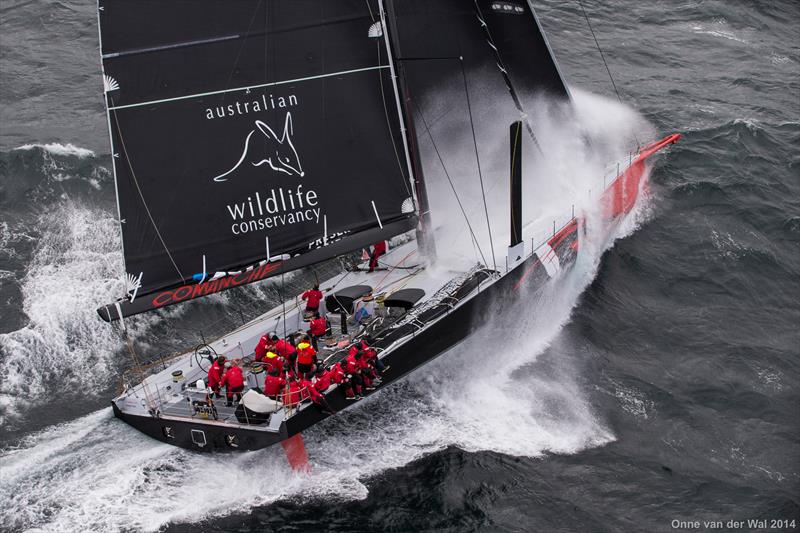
<box><xmin>213</xmin><ymin>113</ymin><xmax>303</xmax><ymax>182</ymax></box>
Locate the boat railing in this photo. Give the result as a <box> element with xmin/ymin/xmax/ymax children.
<box><xmin>146</xmin><ymin>379</ymin><xmax>321</xmax><ymax>425</ymax></box>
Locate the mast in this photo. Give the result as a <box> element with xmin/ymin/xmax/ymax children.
<box><xmin>380</xmin><ymin>0</ymin><xmax>436</xmax><ymax>261</ymax></box>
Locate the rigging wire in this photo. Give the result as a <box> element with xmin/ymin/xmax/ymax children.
<box><xmin>576</xmin><ymin>0</ymin><xmax>622</xmax><ymax>105</ymax></box>
<box><xmin>576</xmin><ymin>0</ymin><xmax>640</xmax><ymax>148</ymax></box>
<box><xmin>459</xmin><ymin>58</ymin><xmax>497</xmax><ymax>271</ymax></box>
<box><xmin>411</xmin><ymin>100</ymin><xmax>489</xmax><ymax>268</ymax></box>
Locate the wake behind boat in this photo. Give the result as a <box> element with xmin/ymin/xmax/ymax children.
<box><xmin>96</xmin><ymin>1</ymin><xmax>679</xmax><ymax>455</ymax></box>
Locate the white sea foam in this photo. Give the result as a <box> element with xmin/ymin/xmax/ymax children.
<box><xmin>0</xmin><ymin>201</ymin><xmax>154</xmax><ymax>427</ymax></box>
<box><xmin>13</xmin><ymin>142</ymin><xmax>96</xmax><ymax>158</ymax></box>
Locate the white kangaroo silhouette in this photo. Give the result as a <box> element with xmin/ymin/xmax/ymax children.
<box><xmin>213</xmin><ymin>113</ymin><xmax>304</xmax><ymax>182</ymax></box>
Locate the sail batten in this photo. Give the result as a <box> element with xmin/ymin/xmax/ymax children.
<box><xmin>98</xmin><ymin>0</ymin><xmax>418</xmax><ymax>318</ymax></box>
<box><xmin>107</xmin><ymin>65</ymin><xmax>391</xmax><ymax>111</ymax></box>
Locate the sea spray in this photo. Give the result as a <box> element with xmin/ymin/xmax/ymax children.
<box><xmin>0</xmin><ymin>201</ymin><xmax>146</xmax><ymax>427</ymax></box>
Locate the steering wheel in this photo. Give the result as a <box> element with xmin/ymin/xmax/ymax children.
<box><xmin>194</xmin><ymin>343</ymin><xmax>218</xmax><ymax>372</ymax></box>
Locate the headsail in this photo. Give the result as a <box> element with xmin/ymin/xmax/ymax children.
<box><xmin>383</xmin><ymin>0</ymin><xmax>570</xmax><ymax>154</ymax></box>
<box><xmin>383</xmin><ymin>1</ymin><xmax>569</xmax><ymax>104</ymax></box>
<box><xmin>98</xmin><ymin>1</ymin><xmax>417</xmax><ymax>320</ymax></box>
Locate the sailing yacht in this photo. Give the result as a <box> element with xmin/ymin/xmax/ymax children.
<box><xmin>97</xmin><ymin>0</ymin><xmax>679</xmax><ymax>453</ymax></box>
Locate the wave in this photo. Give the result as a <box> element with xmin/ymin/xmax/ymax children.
<box><xmin>0</xmin><ymin>202</ymin><xmax>132</xmax><ymax>427</ymax></box>
<box><xmin>13</xmin><ymin>142</ymin><xmax>96</xmax><ymax>158</ymax></box>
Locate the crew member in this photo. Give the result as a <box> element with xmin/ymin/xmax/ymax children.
<box><xmin>354</xmin><ymin>350</ymin><xmax>376</xmax><ymax>390</ymax></box>
<box><xmin>313</xmin><ymin>365</ymin><xmax>332</xmax><ymax>393</ymax></box>
<box><xmin>301</xmin><ymin>377</ymin><xmax>333</xmax><ymax>414</ymax></box>
<box><xmin>308</xmin><ymin>312</ymin><xmax>328</xmax><ymax>351</ymax></box>
<box><xmin>282</xmin><ymin>379</ymin><xmax>303</xmax><ymax>407</ymax></box>
<box><xmin>220</xmin><ymin>359</ymin><xmax>245</xmax><ymax>407</ymax></box>
<box><xmin>207</xmin><ymin>356</ymin><xmax>226</xmax><ymax>397</ymax></box>
<box><xmin>351</xmin><ymin>339</ymin><xmax>384</xmax><ymax>375</ymax></box>
<box><xmin>274</xmin><ymin>336</ymin><xmax>295</xmax><ymax>359</ymax></box>
<box><xmin>341</xmin><ymin>354</ymin><xmax>363</xmax><ymax>400</ymax></box>
<box><xmin>296</xmin><ymin>341</ymin><xmax>317</xmax><ymax>378</ymax></box>
<box><xmin>262</xmin><ymin>367</ymin><xmax>286</xmax><ymax>400</ymax></box>
<box><xmin>301</xmin><ymin>284</ymin><xmax>324</xmax><ymax>313</ymax></box>
<box><xmin>254</xmin><ymin>332</ymin><xmax>278</xmax><ymax>361</ymax></box>
<box><xmin>263</xmin><ymin>350</ymin><xmax>284</xmax><ymax>375</ymax></box>
<box><xmin>368</xmin><ymin>240</ymin><xmax>387</xmax><ymax>272</ymax></box>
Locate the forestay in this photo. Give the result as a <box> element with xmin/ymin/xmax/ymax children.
<box><xmin>98</xmin><ymin>0</ymin><xmax>417</xmax><ymax>320</ymax></box>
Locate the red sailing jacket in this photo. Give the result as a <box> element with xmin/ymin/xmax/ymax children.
<box><xmin>296</xmin><ymin>344</ymin><xmax>317</xmax><ymax>365</ymax></box>
<box><xmin>263</xmin><ymin>374</ymin><xmax>286</xmax><ymax>397</ymax></box>
<box><xmin>282</xmin><ymin>381</ymin><xmax>303</xmax><ymax>406</ymax></box>
<box><xmin>221</xmin><ymin>366</ymin><xmax>244</xmax><ymax>389</ymax></box>
<box><xmin>372</xmin><ymin>241</ymin><xmax>387</xmax><ymax>255</ymax></box>
<box><xmin>300</xmin><ymin>379</ymin><xmax>322</xmax><ymax>402</ymax></box>
<box><xmin>302</xmin><ymin>289</ymin><xmax>323</xmax><ymax>309</ymax></box>
<box><xmin>343</xmin><ymin>355</ymin><xmax>360</xmax><ymax>375</ymax></box>
<box><xmin>349</xmin><ymin>340</ymin><xmax>376</xmax><ymax>359</ymax></box>
<box><xmin>254</xmin><ymin>335</ymin><xmax>273</xmax><ymax>361</ymax></box>
<box><xmin>263</xmin><ymin>354</ymin><xmax>284</xmax><ymax>374</ymax></box>
<box><xmin>207</xmin><ymin>362</ymin><xmax>224</xmax><ymax>389</ymax></box>
<box><xmin>274</xmin><ymin>339</ymin><xmax>294</xmax><ymax>358</ymax></box>
<box><xmin>330</xmin><ymin>364</ymin><xmax>346</xmax><ymax>384</ymax></box>
<box><xmin>314</xmin><ymin>371</ymin><xmax>332</xmax><ymax>392</ymax></box>
<box><xmin>356</xmin><ymin>354</ymin><xmax>372</xmax><ymax>371</ymax></box>
<box><xmin>309</xmin><ymin>316</ymin><xmax>327</xmax><ymax>336</ymax></box>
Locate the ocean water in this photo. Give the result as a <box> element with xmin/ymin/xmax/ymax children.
<box><xmin>1</xmin><ymin>1</ymin><xmax>798</xmax><ymax>532</ymax></box>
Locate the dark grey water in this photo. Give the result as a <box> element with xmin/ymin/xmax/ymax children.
<box><xmin>1</xmin><ymin>1</ymin><xmax>798</xmax><ymax>532</ymax></box>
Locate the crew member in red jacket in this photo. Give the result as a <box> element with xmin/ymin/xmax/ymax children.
<box><xmin>368</xmin><ymin>240</ymin><xmax>387</xmax><ymax>272</ymax></box>
<box><xmin>354</xmin><ymin>350</ymin><xmax>376</xmax><ymax>390</ymax></box>
<box><xmin>350</xmin><ymin>339</ymin><xmax>384</xmax><ymax>376</ymax></box>
<box><xmin>274</xmin><ymin>337</ymin><xmax>295</xmax><ymax>358</ymax></box>
<box><xmin>342</xmin><ymin>354</ymin><xmax>363</xmax><ymax>400</ymax></box>
<box><xmin>282</xmin><ymin>379</ymin><xmax>303</xmax><ymax>407</ymax></box>
<box><xmin>220</xmin><ymin>359</ymin><xmax>245</xmax><ymax>406</ymax></box>
<box><xmin>207</xmin><ymin>356</ymin><xmax>226</xmax><ymax>397</ymax></box>
<box><xmin>330</xmin><ymin>360</ymin><xmax>358</xmax><ymax>399</ymax></box>
<box><xmin>313</xmin><ymin>366</ymin><xmax>332</xmax><ymax>393</ymax></box>
<box><xmin>301</xmin><ymin>284</ymin><xmax>323</xmax><ymax>313</ymax></box>
<box><xmin>301</xmin><ymin>377</ymin><xmax>334</xmax><ymax>414</ymax></box>
<box><xmin>262</xmin><ymin>351</ymin><xmax>284</xmax><ymax>375</ymax></box>
<box><xmin>262</xmin><ymin>367</ymin><xmax>286</xmax><ymax>400</ymax></box>
<box><xmin>296</xmin><ymin>341</ymin><xmax>317</xmax><ymax>378</ymax></box>
<box><xmin>254</xmin><ymin>332</ymin><xmax>278</xmax><ymax>361</ymax></box>
<box><xmin>308</xmin><ymin>312</ymin><xmax>328</xmax><ymax>350</ymax></box>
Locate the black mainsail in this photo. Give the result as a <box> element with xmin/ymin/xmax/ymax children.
<box><xmin>97</xmin><ymin>1</ymin><xmax>418</xmax><ymax>321</ymax></box>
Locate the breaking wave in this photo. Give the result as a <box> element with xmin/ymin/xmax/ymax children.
<box><xmin>0</xmin><ymin>202</ymin><xmax>129</xmax><ymax>427</ymax></box>
<box><xmin>13</xmin><ymin>142</ymin><xmax>96</xmax><ymax>158</ymax></box>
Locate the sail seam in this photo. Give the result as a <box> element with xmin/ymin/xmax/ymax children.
<box><xmin>107</xmin><ymin>65</ymin><xmax>390</xmax><ymax>111</ymax></box>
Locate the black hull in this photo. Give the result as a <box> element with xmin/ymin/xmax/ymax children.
<box><xmin>111</xmin><ymin>223</ymin><xmax>576</xmax><ymax>453</ymax></box>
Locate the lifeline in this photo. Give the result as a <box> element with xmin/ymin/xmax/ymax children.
<box><xmin>205</xmin><ymin>93</ymin><xmax>298</xmax><ymax>120</ymax></box>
